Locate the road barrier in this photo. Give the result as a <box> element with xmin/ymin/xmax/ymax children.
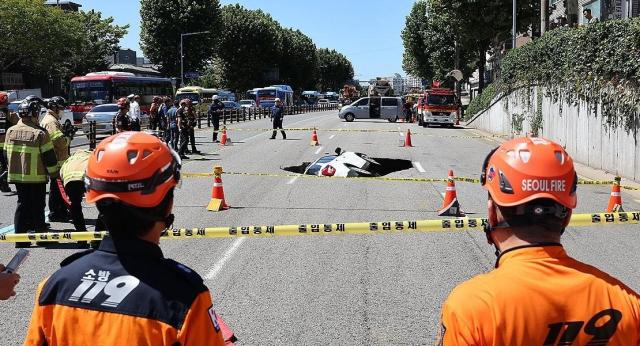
<box><xmin>0</xmin><ymin>212</ymin><xmax>637</xmax><ymax>243</ymax></box>
<box><xmin>181</xmin><ymin>170</ymin><xmax>640</xmax><ymax>191</ymax></box>
<box><xmin>207</xmin><ymin>126</ymin><xmax>510</xmax><ymax>138</ymax></box>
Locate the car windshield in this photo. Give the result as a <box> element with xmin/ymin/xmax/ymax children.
<box><xmin>427</xmin><ymin>94</ymin><xmax>456</xmax><ymax>106</ymax></box>
<box><xmin>90</xmin><ymin>104</ymin><xmax>119</xmax><ymax>113</ymax></box>
<box><xmin>70</xmin><ymin>81</ymin><xmax>111</xmax><ymax>104</ymax></box>
<box><xmin>306</xmin><ymin>156</ymin><xmax>337</xmax><ymax>175</ymax></box>
<box><xmin>257</xmin><ymin>90</ymin><xmax>277</xmax><ymax>96</ymax></box>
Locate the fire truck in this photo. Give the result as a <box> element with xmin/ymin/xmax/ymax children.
<box><xmin>416</xmin><ymin>87</ymin><xmax>460</xmax><ymax>128</ymax></box>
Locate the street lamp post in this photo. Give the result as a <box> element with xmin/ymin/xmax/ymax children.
<box><xmin>180</xmin><ymin>31</ymin><xmax>210</xmax><ymax>87</ymax></box>
<box><xmin>512</xmin><ymin>0</ymin><xmax>517</xmax><ymax>49</ymax></box>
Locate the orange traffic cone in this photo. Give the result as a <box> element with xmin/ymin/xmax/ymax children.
<box><xmin>606</xmin><ymin>177</ymin><xmax>624</xmax><ymax>212</ymax></box>
<box><xmin>310</xmin><ymin>129</ymin><xmax>320</xmax><ymax>146</ymax></box>
<box><xmin>207</xmin><ymin>166</ymin><xmax>230</xmax><ymax>212</ymax></box>
<box><xmin>438</xmin><ymin>170</ymin><xmax>465</xmax><ymax>217</ymax></box>
<box><xmin>404</xmin><ymin>129</ymin><xmax>413</xmax><ymax>148</ymax></box>
<box><xmin>220</xmin><ymin>127</ymin><xmax>230</xmax><ymax>146</ymax></box>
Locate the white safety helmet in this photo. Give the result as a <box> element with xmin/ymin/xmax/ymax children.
<box><xmin>274</xmin><ymin>98</ymin><xmax>281</xmax><ymax>102</ymax></box>
<box><xmin>212</xmin><ymin>95</ymin><xmax>220</xmax><ymax>101</ymax></box>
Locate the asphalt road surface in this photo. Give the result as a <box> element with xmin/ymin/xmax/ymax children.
<box><xmin>1</xmin><ymin>110</ymin><xmax>639</xmax><ymax>345</ymax></box>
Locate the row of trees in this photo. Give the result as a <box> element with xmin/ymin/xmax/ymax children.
<box><xmin>401</xmin><ymin>0</ymin><xmax>539</xmax><ymax>93</ymax></box>
<box><xmin>140</xmin><ymin>1</ymin><xmax>354</xmax><ymax>93</ymax></box>
<box><xmin>0</xmin><ymin>0</ymin><xmax>128</xmax><ymax>87</ymax></box>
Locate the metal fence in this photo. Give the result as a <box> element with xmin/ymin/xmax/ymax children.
<box><xmin>73</xmin><ymin>104</ymin><xmax>340</xmax><ymax>150</ymax></box>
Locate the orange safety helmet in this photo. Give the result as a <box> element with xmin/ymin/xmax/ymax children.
<box><xmin>85</xmin><ymin>132</ymin><xmax>181</xmax><ymax>208</ymax></box>
<box><xmin>0</xmin><ymin>92</ymin><xmax>8</xmax><ymax>105</ymax></box>
<box><xmin>481</xmin><ymin>137</ymin><xmax>577</xmax><ymax>209</ymax></box>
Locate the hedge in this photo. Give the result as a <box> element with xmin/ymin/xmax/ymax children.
<box><xmin>468</xmin><ymin>18</ymin><xmax>640</xmax><ymax>129</ymax></box>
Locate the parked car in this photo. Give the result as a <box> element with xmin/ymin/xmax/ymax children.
<box><xmin>222</xmin><ymin>101</ymin><xmax>241</xmax><ymax>110</ymax></box>
<box><xmin>81</xmin><ymin>104</ymin><xmax>149</xmax><ymax>138</ymax></box>
<box><xmin>238</xmin><ymin>99</ymin><xmax>257</xmax><ymax>109</ymax></box>
<box><xmin>328</xmin><ymin>100</ymin><xmax>339</xmax><ymax>107</ymax></box>
<box><xmin>338</xmin><ymin>97</ymin><xmax>404</xmax><ymax>122</ymax></box>
<box><xmin>317</xmin><ymin>99</ymin><xmax>329</xmax><ymax>105</ymax></box>
<box><xmin>8</xmin><ymin>100</ymin><xmax>74</xmax><ymax>127</ymax></box>
<box><xmin>304</xmin><ymin>148</ymin><xmax>380</xmax><ymax>177</ymax></box>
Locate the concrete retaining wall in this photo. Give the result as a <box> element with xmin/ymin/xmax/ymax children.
<box><xmin>467</xmin><ymin>87</ymin><xmax>640</xmax><ymax>182</ymax></box>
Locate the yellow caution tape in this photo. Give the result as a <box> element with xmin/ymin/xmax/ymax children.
<box><xmin>210</xmin><ymin>127</ymin><xmax>508</xmax><ymax>139</ymax></box>
<box><xmin>0</xmin><ymin>212</ymin><xmax>637</xmax><ymax>243</ymax></box>
<box><xmin>182</xmin><ymin>171</ymin><xmax>639</xmax><ymax>190</ymax></box>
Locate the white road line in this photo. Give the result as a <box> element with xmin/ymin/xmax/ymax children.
<box><xmin>314</xmin><ymin>146</ymin><xmax>324</xmax><ymax>155</ymax></box>
<box><xmin>286</xmin><ymin>174</ymin><xmax>301</xmax><ymax>185</ymax></box>
<box><xmin>413</xmin><ymin>161</ymin><xmax>426</xmax><ymax>173</ymax></box>
<box><xmin>329</xmin><ymin>134</ymin><xmax>335</xmax><ymax>140</ymax></box>
<box><xmin>205</xmin><ymin>237</ymin><xmax>246</xmax><ymax>280</ymax></box>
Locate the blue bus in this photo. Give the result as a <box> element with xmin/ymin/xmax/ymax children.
<box><xmin>256</xmin><ymin>85</ymin><xmax>294</xmax><ymax>107</ymax></box>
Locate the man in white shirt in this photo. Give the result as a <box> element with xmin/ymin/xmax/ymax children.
<box><xmin>129</xmin><ymin>94</ymin><xmax>141</xmax><ymax>131</ymax></box>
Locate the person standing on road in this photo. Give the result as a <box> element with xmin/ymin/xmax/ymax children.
<box><xmin>24</xmin><ymin>132</ymin><xmax>236</xmax><ymax>345</ymax></box>
<box><xmin>0</xmin><ymin>264</ymin><xmax>20</xmax><ymax>300</ymax></box>
<box><xmin>5</xmin><ymin>96</ymin><xmax>59</xmax><ymax>247</ymax></box>
<box><xmin>177</xmin><ymin>99</ymin><xmax>192</xmax><ymax>159</ymax></box>
<box><xmin>59</xmin><ymin>149</ymin><xmax>91</xmax><ymax>232</ymax></box>
<box><xmin>209</xmin><ymin>95</ymin><xmax>224</xmax><ymax>143</ymax></box>
<box><xmin>438</xmin><ymin>137</ymin><xmax>640</xmax><ymax>345</ymax></box>
<box><xmin>41</xmin><ymin>96</ymin><xmax>71</xmax><ymax>222</ymax></box>
<box><xmin>129</xmin><ymin>94</ymin><xmax>141</xmax><ymax>131</ymax></box>
<box><xmin>0</xmin><ymin>92</ymin><xmax>19</xmax><ymax>193</ymax></box>
<box><xmin>158</xmin><ymin>97</ymin><xmax>170</xmax><ymax>140</ymax></box>
<box><xmin>270</xmin><ymin>98</ymin><xmax>286</xmax><ymax>140</ymax></box>
<box><xmin>114</xmin><ymin>98</ymin><xmax>132</xmax><ymax>133</ymax></box>
<box><xmin>166</xmin><ymin>100</ymin><xmax>179</xmax><ymax>150</ymax></box>
<box><xmin>149</xmin><ymin>96</ymin><xmax>161</xmax><ymax>131</ymax></box>
<box><xmin>186</xmin><ymin>101</ymin><xmax>200</xmax><ymax>154</ymax></box>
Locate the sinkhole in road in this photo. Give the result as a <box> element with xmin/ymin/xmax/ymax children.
<box><xmin>281</xmin><ymin>151</ymin><xmax>413</xmax><ymax>178</ymax></box>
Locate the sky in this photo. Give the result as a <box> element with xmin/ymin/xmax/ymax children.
<box><xmin>75</xmin><ymin>0</ymin><xmax>416</xmax><ymax>80</ymax></box>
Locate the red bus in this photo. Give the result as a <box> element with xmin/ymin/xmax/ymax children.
<box><xmin>68</xmin><ymin>72</ymin><xmax>173</xmax><ymax>123</ymax></box>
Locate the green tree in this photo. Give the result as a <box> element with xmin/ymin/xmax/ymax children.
<box><xmin>316</xmin><ymin>48</ymin><xmax>354</xmax><ymax>91</ymax></box>
<box><xmin>67</xmin><ymin>10</ymin><xmax>128</xmax><ymax>76</ymax></box>
<box><xmin>402</xmin><ymin>0</ymin><xmax>538</xmax><ymax>93</ymax></box>
<box><xmin>212</xmin><ymin>4</ymin><xmax>283</xmax><ymax>92</ymax></box>
<box><xmin>140</xmin><ymin>0</ymin><xmax>222</xmax><ymax>80</ymax></box>
<box><xmin>279</xmin><ymin>29</ymin><xmax>318</xmax><ymax>91</ymax></box>
<box><xmin>0</xmin><ymin>0</ymin><xmax>79</xmax><ymax>81</ymax></box>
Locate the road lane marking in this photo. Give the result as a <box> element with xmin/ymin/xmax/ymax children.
<box><xmin>286</xmin><ymin>174</ymin><xmax>301</xmax><ymax>185</ymax></box>
<box><xmin>314</xmin><ymin>146</ymin><xmax>324</xmax><ymax>155</ymax></box>
<box><xmin>204</xmin><ymin>237</ymin><xmax>246</xmax><ymax>280</ymax></box>
<box><xmin>329</xmin><ymin>134</ymin><xmax>335</xmax><ymax>140</ymax></box>
<box><xmin>413</xmin><ymin>161</ymin><xmax>426</xmax><ymax>173</ymax></box>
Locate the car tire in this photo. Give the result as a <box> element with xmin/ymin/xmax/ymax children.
<box><xmin>388</xmin><ymin>116</ymin><xmax>398</xmax><ymax>123</ymax></box>
<box><xmin>345</xmin><ymin>113</ymin><xmax>355</xmax><ymax>122</ymax></box>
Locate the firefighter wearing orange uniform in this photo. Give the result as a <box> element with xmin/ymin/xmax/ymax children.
<box><xmin>438</xmin><ymin>137</ymin><xmax>640</xmax><ymax>345</ymax></box>
<box><xmin>24</xmin><ymin>132</ymin><xmax>236</xmax><ymax>345</ymax></box>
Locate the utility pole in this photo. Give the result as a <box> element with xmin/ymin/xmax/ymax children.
<box><xmin>180</xmin><ymin>31</ymin><xmax>211</xmax><ymax>87</ymax></box>
<box><xmin>541</xmin><ymin>0</ymin><xmax>549</xmax><ymax>35</ymax></box>
<box><xmin>512</xmin><ymin>0</ymin><xmax>517</xmax><ymax>49</ymax></box>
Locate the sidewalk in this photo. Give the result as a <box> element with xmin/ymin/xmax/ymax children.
<box><xmin>464</xmin><ymin>126</ymin><xmax>640</xmax><ymax>200</ymax></box>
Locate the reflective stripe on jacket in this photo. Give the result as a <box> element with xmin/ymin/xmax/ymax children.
<box><xmin>0</xmin><ymin>109</ymin><xmax>20</xmax><ymax>149</ymax></box>
<box><xmin>40</xmin><ymin>111</ymin><xmax>70</xmax><ymax>168</ymax></box>
<box><xmin>5</xmin><ymin>118</ymin><xmax>59</xmax><ymax>183</ymax></box>
<box><xmin>60</xmin><ymin>149</ymin><xmax>91</xmax><ymax>186</ymax></box>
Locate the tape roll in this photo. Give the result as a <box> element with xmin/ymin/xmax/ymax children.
<box><xmin>0</xmin><ymin>212</ymin><xmax>637</xmax><ymax>243</ymax></box>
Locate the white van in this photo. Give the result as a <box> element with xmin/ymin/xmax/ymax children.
<box><xmin>338</xmin><ymin>97</ymin><xmax>403</xmax><ymax>122</ymax></box>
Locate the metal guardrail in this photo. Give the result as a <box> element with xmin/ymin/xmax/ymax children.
<box><xmin>71</xmin><ymin>104</ymin><xmax>340</xmax><ymax>150</ymax></box>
